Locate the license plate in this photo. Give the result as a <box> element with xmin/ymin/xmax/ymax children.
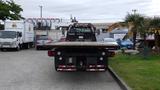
<box><xmin>68</xmin><ymin>58</ymin><xmax>73</xmax><ymax>63</ymax></box>
<box><xmin>2</xmin><ymin>45</ymin><xmax>10</xmax><ymax>47</ymax></box>
<box><xmin>78</xmin><ymin>36</ymin><xmax>83</xmax><ymax>39</ymax></box>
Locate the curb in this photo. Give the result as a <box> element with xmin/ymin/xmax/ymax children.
<box><xmin>108</xmin><ymin>66</ymin><xmax>132</xmax><ymax>90</ymax></box>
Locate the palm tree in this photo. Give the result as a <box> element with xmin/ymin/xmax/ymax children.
<box><xmin>125</xmin><ymin>13</ymin><xmax>145</xmax><ymax>49</ymax></box>
<box><xmin>138</xmin><ymin>17</ymin><xmax>152</xmax><ymax>56</ymax></box>
<box><xmin>149</xmin><ymin>17</ymin><xmax>160</xmax><ymax>53</ymax></box>
<box><xmin>142</xmin><ymin>18</ymin><xmax>152</xmax><ymax>45</ymax></box>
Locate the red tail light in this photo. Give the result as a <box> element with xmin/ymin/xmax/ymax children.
<box><xmin>48</xmin><ymin>50</ymin><xmax>55</xmax><ymax>57</ymax></box>
<box><xmin>36</xmin><ymin>42</ymin><xmax>40</xmax><ymax>44</ymax></box>
<box><xmin>49</xmin><ymin>38</ymin><xmax>53</xmax><ymax>41</ymax></box>
<box><xmin>47</xmin><ymin>40</ymin><xmax>52</xmax><ymax>44</ymax></box>
<box><xmin>59</xmin><ymin>37</ymin><xmax>66</xmax><ymax>42</ymax></box>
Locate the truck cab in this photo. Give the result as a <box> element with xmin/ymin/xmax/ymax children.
<box><xmin>0</xmin><ymin>31</ymin><xmax>22</xmax><ymax>50</ymax></box>
<box><xmin>66</xmin><ymin>23</ymin><xmax>96</xmax><ymax>41</ymax></box>
<box><xmin>0</xmin><ymin>20</ymin><xmax>34</xmax><ymax>51</ymax></box>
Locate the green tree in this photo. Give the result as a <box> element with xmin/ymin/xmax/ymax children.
<box><xmin>0</xmin><ymin>0</ymin><xmax>23</xmax><ymax>21</ymax></box>
<box><xmin>125</xmin><ymin>13</ymin><xmax>145</xmax><ymax>49</ymax></box>
<box><xmin>149</xmin><ymin>17</ymin><xmax>160</xmax><ymax>53</ymax></box>
<box><xmin>0</xmin><ymin>0</ymin><xmax>10</xmax><ymax>20</ymax></box>
<box><xmin>7</xmin><ymin>0</ymin><xmax>23</xmax><ymax>20</ymax></box>
<box><xmin>141</xmin><ymin>18</ymin><xmax>152</xmax><ymax>45</ymax></box>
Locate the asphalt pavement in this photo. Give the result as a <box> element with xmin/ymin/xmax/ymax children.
<box><xmin>0</xmin><ymin>49</ymin><xmax>121</xmax><ymax>90</ymax></box>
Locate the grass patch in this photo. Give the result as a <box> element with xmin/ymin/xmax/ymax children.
<box><xmin>109</xmin><ymin>54</ymin><xmax>160</xmax><ymax>90</ymax></box>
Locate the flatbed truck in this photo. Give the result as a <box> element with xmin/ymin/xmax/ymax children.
<box><xmin>47</xmin><ymin>23</ymin><xmax>118</xmax><ymax>72</ymax></box>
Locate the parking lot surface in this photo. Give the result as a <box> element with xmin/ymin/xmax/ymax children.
<box><xmin>0</xmin><ymin>49</ymin><xmax>121</xmax><ymax>90</ymax></box>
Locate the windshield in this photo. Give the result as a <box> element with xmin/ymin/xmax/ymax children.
<box><xmin>0</xmin><ymin>31</ymin><xmax>17</xmax><ymax>38</ymax></box>
<box><xmin>122</xmin><ymin>40</ymin><xmax>133</xmax><ymax>44</ymax></box>
<box><xmin>37</xmin><ymin>36</ymin><xmax>48</xmax><ymax>40</ymax></box>
<box><xmin>104</xmin><ymin>38</ymin><xmax>116</xmax><ymax>42</ymax></box>
<box><xmin>69</xmin><ymin>27</ymin><xmax>92</xmax><ymax>33</ymax></box>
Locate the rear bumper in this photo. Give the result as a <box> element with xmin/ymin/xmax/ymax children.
<box><xmin>57</xmin><ymin>68</ymin><xmax>106</xmax><ymax>72</ymax></box>
<box><xmin>86</xmin><ymin>68</ymin><xmax>105</xmax><ymax>71</ymax></box>
<box><xmin>56</xmin><ymin>65</ymin><xmax>107</xmax><ymax>72</ymax></box>
<box><xmin>36</xmin><ymin>45</ymin><xmax>52</xmax><ymax>49</ymax></box>
<box><xmin>121</xmin><ymin>45</ymin><xmax>133</xmax><ymax>49</ymax></box>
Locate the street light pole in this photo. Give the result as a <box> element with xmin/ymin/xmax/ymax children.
<box><xmin>132</xmin><ymin>9</ymin><xmax>137</xmax><ymax>14</ymax></box>
<box><xmin>39</xmin><ymin>5</ymin><xmax>43</xmax><ymax>30</ymax></box>
<box><xmin>39</xmin><ymin>5</ymin><xmax>43</xmax><ymax>19</ymax></box>
<box><xmin>39</xmin><ymin>5</ymin><xmax>48</xmax><ymax>36</ymax></box>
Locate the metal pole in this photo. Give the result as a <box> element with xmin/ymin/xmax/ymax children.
<box><xmin>39</xmin><ymin>5</ymin><xmax>43</xmax><ymax>31</ymax></box>
<box><xmin>132</xmin><ymin>9</ymin><xmax>137</xmax><ymax>50</ymax></box>
<box><xmin>39</xmin><ymin>5</ymin><xmax>42</xmax><ymax>18</ymax></box>
<box><xmin>132</xmin><ymin>9</ymin><xmax>137</xmax><ymax>14</ymax></box>
<box><xmin>40</xmin><ymin>5</ymin><xmax>49</xmax><ymax>36</ymax></box>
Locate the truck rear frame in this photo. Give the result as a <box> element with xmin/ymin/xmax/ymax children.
<box><xmin>48</xmin><ymin>42</ymin><xmax>117</xmax><ymax>72</ymax></box>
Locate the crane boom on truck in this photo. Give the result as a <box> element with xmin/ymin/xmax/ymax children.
<box><xmin>47</xmin><ymin>23</ymin><xmax>119</xmax><ymax>72</ymax></box>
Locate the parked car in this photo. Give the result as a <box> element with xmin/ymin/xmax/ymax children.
<box><xmin>59</xmin><ymin>36</ymin><xmax>66</xmax><ymax>42</ymax></box>
<box><xmin>103</xmin><ymin>38</ymin><xmax>118</xmax><ymax>45</ymax></box>
<box><xmin>102</xmin><ymin>38</ymin><xmax>119</xmax><ymax>49</ymax></box>
<box><xmin>36</xmin><ymin>35</ymin><xmax>53</xmax><ymax>50</ymax></box>
<box><xmin>117</xmin><ymin>39</ymin><xmax>133</xmax><ymax>49</ymax></box>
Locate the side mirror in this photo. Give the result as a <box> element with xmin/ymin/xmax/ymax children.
<box><xmin>19</xmin><ymin>33</ymin><xmax>22</xmax><ymax>37</ymax></box>
<box><xmin>95</xmin><ymin>29</ymin><xmax>100</xmax><ymax>35</ymax></box>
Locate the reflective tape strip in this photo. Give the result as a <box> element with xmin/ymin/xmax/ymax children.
<box><xmin>97</xmin><ymin>65</ymin><xmax>105</xmax><ymax>67</ymax></box>
<box><xmin>86</xmin><ymin>69</ymin><xmax>105</xmax><ymax>71</ymax></box>
<box><xmin>57</xmin><ymin>68</ymin><xmax>76</xmax><ymax>71</ymax></box>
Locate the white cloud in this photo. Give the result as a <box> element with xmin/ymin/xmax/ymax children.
<box><xmin>13</xmin><ymin>0</ymin><xmax>159</xmax><ymax>22</ymax></box>
<box><xmin>148</xmin><ymin>0</ymin><xmax>160</xmax><ymax>16</ymax></box>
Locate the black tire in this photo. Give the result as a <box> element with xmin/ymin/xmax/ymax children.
<box><xmin>54</xmin><ymin>59</ymin><xmax>58</xmax><ymax>71</ymax></box>
<box><xmin>102</xmin><ymin>68</ymin><xmax>107</xmax><ymax>72</ymax></box>
<box><xmin>36</xmin><ymin>46</ymin><xmax>40</xmax><ymax>50</ymax></box>
<box><xmin>1</xmin><ymin>48</ymin><xmax>4</xmax><ymax>51</ymax></box>
<box><xmin>16</xmin><ymin>45</ymin><xmax>20</xmax><ymax>51</ymax></box>
<box><xmin>27</xmin><ymin>43</ymin><xmax>30</xmax><ymax>49</ymax></box>
<box><xmin>55</xmin><ymin>67</ymin><xmax>58</xmax><ymax>72</ymax></box>
<box><xmin>20</xmin><ymin>44</ymin><xmax>23</xmax><ymax>49</ymax></box>
<box><xmin>29</xmin><ymin>43</ymin><xmax>33</xmax><ymax>48</ymax></box>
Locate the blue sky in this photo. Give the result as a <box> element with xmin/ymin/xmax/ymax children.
<box><xmin>14</xmin><ymin>0</ymin><xmax>160</xmax><ymax>23</ymax></box>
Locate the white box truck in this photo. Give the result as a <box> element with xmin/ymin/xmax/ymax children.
<box><xmin>0</xmin><ymin>20</ymin><xmax>34</xmax><ymax>51</ymax></box>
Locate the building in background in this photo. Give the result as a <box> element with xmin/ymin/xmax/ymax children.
<box><xmin>109</xmin><ymin>28</ymin><xmax>128</xmax><ymax>40</ymax></box>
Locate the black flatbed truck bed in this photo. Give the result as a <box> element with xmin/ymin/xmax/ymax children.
<box><xmin>47</xmin><ymin>23</ymin><xmax>118</xmax><ymax>72</ymax></box>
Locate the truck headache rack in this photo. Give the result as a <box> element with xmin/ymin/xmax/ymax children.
<box><xmin>46</xmin><ymin>42</ymin><xmax>119</xmax><ymax>50</ymax></box>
